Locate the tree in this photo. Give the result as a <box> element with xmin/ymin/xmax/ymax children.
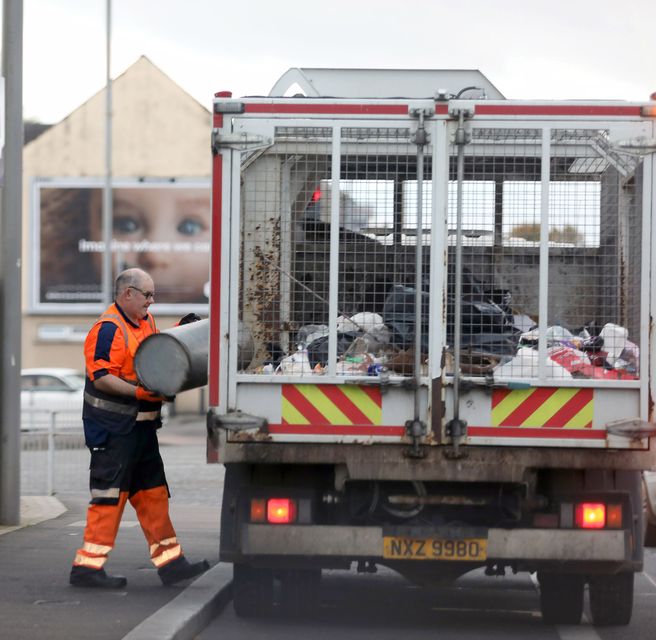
<box><xmin>509</xmin><ymin>223</ymin><xmax>582</xmax><ymax>245</ymax></box>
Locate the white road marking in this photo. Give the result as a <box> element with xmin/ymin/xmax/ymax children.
<box><xmin>557</xmin><ymin>618</ymin><xmax>602</xmax><ymax>640</ymax></box>
<box><xmin>430</xmin><ymin>606</ymin><xmax>541</xmax><ymax>617</ymax></box>
<box><xmin>643</xmin><ymin>570</ymin><xmax>656</xmax><ymax>590</ymax></box>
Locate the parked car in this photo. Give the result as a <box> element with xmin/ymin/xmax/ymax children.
<box><xmin>21</xmin><ymin>367</ymin><xmax>85</xmax><ymax>431</ymax></box>
<box><xmin>644</xmin><ymin>471</ymin><xmax>656</xmax><ymax>546</ymax></box>
<box><xmin>21</xmin><ymin>367</ymin><xmax>171</xmax><ymax>432</ymax></box>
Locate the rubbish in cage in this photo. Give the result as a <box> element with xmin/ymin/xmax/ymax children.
<box><xmin>616</xmin><ymin>340</ymin><xmax>639</xmax><ymax>374</ymax></box>
<box><xmin>305</xmin><ymin>332</ymin><xmax>358</xmax><ymax>370</ymax></box>
<box><xmin>296</xmin><ymin>323</ymin><xmax>329</xmax><ymax>346</ymax></box>
<box><xmin>493</xmin><ymin>347</ymin><xmax>574</xmax><ymax>381</ymax></box>
<box><xmin>547</xmin><ymin>345</ymin><xmax>590</xmax><ymax>374</ymax></box>
<box><xmin>263</xmin><ymin>311</ymin><xmax>393</xmax><ymax>374</ymax></box>
<box><xmin>246</xmin><ymin>266</ymin><xmax>523</xmax><ymax>375</ymax></box>
<box><xmin>382</xmin><ymin>284</ymin><xmax>429</xmax><ymax>353</ymax></box>
<box><xmin>385</xmin><ymin>349</ymin><xmax>427</xmax><ymax>376</ymax></box>
<box><xmin>278</xmin><ymin>345</ymin><xmax>313</xmax><ymax>375</ymax></box>
<box><xmin>598</xmin><ymin>323</ymin><xmax>628</xmax><ymax>366</ymax></box>
<box><xmin>367</xmin><ymin>363</ymin><xmax>386</xmax><ymax>376</ymax></box>
<box><xmin>444</xmin><ymin>348</ymin><xmax>509</xmax><ymax>376</ymax></box>
<box><xmin>494</xmin><ymin>321</ymin><xmax>639</xmax><ymax>381</ymax></box>
<box><xmin>519</xmin><ymin>325</ymin><xmax>582</xmax><ymax>350</ymax></box>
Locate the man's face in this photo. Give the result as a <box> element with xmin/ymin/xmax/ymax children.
<box><xmin>123</xmin><ymin>276</ymin><xmax>155</xmax><ymax>320</ymax></box>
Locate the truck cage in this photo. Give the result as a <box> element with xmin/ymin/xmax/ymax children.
<box><xmin>209</xmin><ymin>92</ymin><xmax>656</xmax><ymax>454</ymax></box>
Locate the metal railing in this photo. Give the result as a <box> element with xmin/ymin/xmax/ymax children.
<box><xmin>21</xmin><ymin>410</ymin><xmax>88</xmax><ymax>496</ymax></box>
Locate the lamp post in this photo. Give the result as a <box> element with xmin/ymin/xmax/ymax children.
<box><xmin>0</xmin><ymin>0</ymin><xmax>23</xmax><ymax>526</ymax></box>
<box><xmin>102</xmin><ymin>0</ymin><xmax>113</xmax><ymax>306</ymax></box>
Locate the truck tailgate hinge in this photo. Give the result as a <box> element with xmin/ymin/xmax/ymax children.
<box><xmin>211</xmin><ymin>129</ymin><xmax>272</xmax><ymax>154</ymax></box>
<box><xmin>606</xmin><ymin>418</ymin><xmax>656</xmax><ymax>439</ymax></box>
<box><xmin>210</xmin><ymin>410</ymin><xmax>268</xmax><ymax>433</ymax></box>
<box><xmin>404</xmin><ymin>418</ymin><xmax>427</xmax><ymax>458</ymax></box>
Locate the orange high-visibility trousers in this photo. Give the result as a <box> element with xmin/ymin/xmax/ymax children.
<box><xmin>73</xmin><ymin>486</ymin><xmax>182</xmax><ymax>571</ymax></box>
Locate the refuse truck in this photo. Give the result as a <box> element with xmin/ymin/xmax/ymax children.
<box><xmin>204</xmin><ymin>69</ymin><xmax>656</xmax><ymax>624</ymax></box>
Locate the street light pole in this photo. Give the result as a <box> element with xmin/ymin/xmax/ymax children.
<box><xmin>0</xmin><ymin>0</ymin><xmax>23</xmax><ymax>526</ymax></box>
<box><xmin>102</xmin><ymin>0</ymin><xmax>113</xmax><ymax>306</ymax></box>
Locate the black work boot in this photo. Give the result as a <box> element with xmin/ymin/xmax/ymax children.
<box><xmin>70</xmin><ymin>566</ymin><xmax>127</xmax><ymax>589</ymax></box>
<box><xmin>158</xmin><ymin>556</ymin><xmax>210</xmax><ymax>586</ymax></box>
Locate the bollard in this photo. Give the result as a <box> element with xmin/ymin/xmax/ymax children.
<box><xmin>47</xmin><ymin>411</ymin><xmax>56</xmax><ymax>496</ymax></box>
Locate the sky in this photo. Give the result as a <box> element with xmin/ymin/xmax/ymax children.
<box><xmin>14</xmin><ymin>0</ymin><xmax>656</xmax><ymax>123</ymax></box>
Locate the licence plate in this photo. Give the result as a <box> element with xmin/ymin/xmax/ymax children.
<box><xmin>383</xmin><ymin>536</ymin><xmax>487</xmax><ymax>561</ymax></box>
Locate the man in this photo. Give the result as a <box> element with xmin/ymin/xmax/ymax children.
<box><xmin>69</xmin><ymin>268</ymin><xmax>209</xmax><ymax>589</ymax></box>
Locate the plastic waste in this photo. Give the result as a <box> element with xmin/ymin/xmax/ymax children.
<box><xmin>348</xmin><ymin>312</ymin><xmax>385</xmax><ymax>333</ymax></box>
<box><xmin>493</xmin><ymin>347</ymin><xmax>573</xmax><ymax>381</ymax></box>
<box><xmin>297</xmin><ymin>324</ymin><xmax>329</xmax><ymax>347</ymax></box>
<box><xmin>368</xmin><ymin>363</ymin><xmax>385</xmax><ymax>376</ymax></box>
<box><xmin>306</xmin><ymin>332</ymin><xmax>358</xmax><ymax>368</ymax></box>
<box><xmin>580</xmin><ymin>333</ymin><xmax>606</xmax><ymax>366</ymax></box>
<box><xmin>618</xmin><ymin>340</ymin><xmax>639</xmax><ymax>373</ymax></box>
<box><xmin>335</xmin><ymin>360</ymin><xmax>369</xmax><ymax>375</ymax></box>
<box><xmin>279</xmin><ymin>345</ymin><xmax>313</xmax><ymax>375</ymax></box>
<box><xmin>547</xmin><ymin>345</ymin><xmax>591</xmax><ymax>374</ymax></box>
<box><xmin>344</xmin><ymin>336</ymin><xmax>370</xmax><ymax>358</ymax></box>
<box><xmin>336</xmin><ymin>316</ymin><xmax>360</xmax><ymax>333</ymax></box>
<box><xmin>599</xmin><ymin>323</ymin><xmax>628</xmax><ymax>366</ymax></box>
<box><xmin>545</xmin><ymin>325</ymin><xmax>574</xmax><ymax>343</ymax></box>
<box><xmin>520</xmin><ymin>325</ymin><xmax>575</xmax><ymax>348</ymax></box>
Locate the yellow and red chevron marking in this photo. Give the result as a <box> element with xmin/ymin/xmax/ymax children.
<box><xmin>282</xmin><ymin>384</ymin><xmax>382</xmax><ymax>426</ymax></box>
<box><xmin>491</xmin><ymin>387</ymin><xmax>593</xmax><ymax>429</ymax></box>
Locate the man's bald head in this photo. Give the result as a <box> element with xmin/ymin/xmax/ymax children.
<box><xmin>114</xmin><ymin>268</ymin><xmax>151</xmax><ymax>299</ymax></box>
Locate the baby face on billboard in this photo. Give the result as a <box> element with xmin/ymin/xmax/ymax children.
<box><xmin>90</xmin><ymin>187</ymin><xmax>211</xmax><ymax>304</ymax></box>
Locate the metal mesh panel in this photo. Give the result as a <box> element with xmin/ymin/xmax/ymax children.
<box><xmin>447</xmin><ymin>128</ymin><xmax>541</xmax><ymax>377</ymax></box>
<box><xmin>546</xmin><ymin>129</ymin><xmax>641</xmax><ymax>380</ymax></box>
<box><xmin>240</xmin><ymin>127</ymin><xmax>333</xmax><ymax>374</ymax></box>
<box><xmin>240</xmin><ymin>126</ymin><xmax>424</xmax><ymax>377</ymax></box>
<box><xmin>334</xmin><ymin>127</ymin><xmax>421</xmax><ymax>376</ymax></box>
<box><xmin>449</xmin><ymin>127</ymin><xmax>641</xmax><ymax>381</ymax></box>
<box><xmin>239</xmin><ymin>122</ymin><xmax>642</xmax><ymax>383</ymax></box>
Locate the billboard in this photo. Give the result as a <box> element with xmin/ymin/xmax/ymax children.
<box><xmin>31</xmin><ymin>179</ymin><xmax>211</xmax><ymax>312</ymax></box>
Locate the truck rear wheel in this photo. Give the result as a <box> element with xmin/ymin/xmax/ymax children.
<box><xmin>646</xmin><ymin>521</ymin><xmax>656</xmax><ymax>547</ymax></box>
<box><xmin>280</xmin><ymin>569</ymin><xmax>321</xmax><ymax>617</ymax></box>
<box><xmin>589</xmin><ymin>572</ymin><xmax>633</xmax><ymax>626</ymax></box>
<box><xmin>232</xmin><ymin>564</ymin><xmax>274</xmax><ymax>618</ymax></box>
<box><xmin>537</xmin><ymin>572</ymin><xmax>583</xmax><ymax>625</ymax></box>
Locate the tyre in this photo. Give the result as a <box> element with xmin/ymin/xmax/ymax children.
<box><xmin>280</xmin><ymin>569</ymin><xmax>321</xmax><ymax>617</ymax></box>
<box><xmin>589</xmin><ymin>572</ymin><xmax>633</xmax><ymax>626</ymax></box>
<box><xmin>232</xmin><ymin>564</ymin><xmax>274</xmax><ymax>618</ymax></box>
<box><xmin>537</xmin><ymin>572</ymin><xmax>584</xmax><ymax>625</ymax></box>
<box><xmin>646</xmin><ymin>520</ymin><xmax>656</xmax><ymax>547</ymax></box>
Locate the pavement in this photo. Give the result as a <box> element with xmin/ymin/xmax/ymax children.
<box><xmin>0</xmin><ymin>415</ymin><xmax>233</xmax><ymax>640</ymax></box>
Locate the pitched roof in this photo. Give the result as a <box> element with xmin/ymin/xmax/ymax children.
<box><xmin>24</xmin><ymin>55</ymin><xmax>211</xmax><ymax>176</ymax></box>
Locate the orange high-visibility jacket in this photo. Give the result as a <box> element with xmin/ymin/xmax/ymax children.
<box><xmin>82</xmin><ymin>303</ymin><xmax>161</xmax><ymax>445</ymax></box>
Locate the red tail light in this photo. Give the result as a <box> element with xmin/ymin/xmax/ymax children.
<box><xmin>312</xmin><ymin>189</ymin><xmax>322</xmax><ymax>201</ymax></box>
<box><xmin>606</xmin><ymin>504</ymin><xmax>623</xmax><ymax>529</ymax></box>
<box><xmin>575</xmin><ymin>502</ymin><xmax>606</xmax><ymax>529</ymax></box>
<box><xmin>267</xmin><ymin>498</ymin><xmax>297</xmax><ymax>524</ymax></box>
<box><xmin>250</xmin><ymin>498</ymin><xmax>266</xmax><ymax>523</ymax></box>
